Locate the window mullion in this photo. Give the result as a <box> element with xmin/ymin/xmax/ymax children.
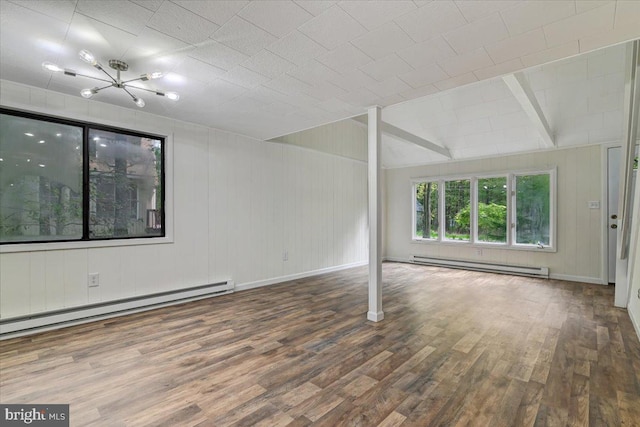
<box><xmin>82</xmin><ymin>125</ymin><xmax>90</xmax><ymax>240</ymax></box>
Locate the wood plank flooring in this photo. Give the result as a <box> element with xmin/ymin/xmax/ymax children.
<box><xmin>1</xmin><ymin>262</ymin><xmax>639</xmax><ymax>426</ymax></box>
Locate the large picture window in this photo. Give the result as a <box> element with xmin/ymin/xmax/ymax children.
<box><xmin>0</xmin><ymin>109</ymin><xmax>164</xmax><ymax>244</ymax></box>
<box><xmin>412</xmin><ymin>169</ymin><xmax>554</xmax><ymax>250</ymax></box>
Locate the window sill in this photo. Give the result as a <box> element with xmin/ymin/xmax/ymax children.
<box><xmin>411</xmin><ymin>238</ymin><xmax>556</xmax><ymax>253</ymax></box>
<box><xmin>0</xmin><ymin>236</ymin><xmax>173</xmax><ymax>253</ymax></box>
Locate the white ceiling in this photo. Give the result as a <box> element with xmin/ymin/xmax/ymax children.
<box><xmin>1</xmin><ymin>0</ymin><xmax>639</xmax><ymax>166</ymax></box>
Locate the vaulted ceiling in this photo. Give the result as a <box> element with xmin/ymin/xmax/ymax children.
<box><xmin>1</xmin><ymin>1</ymin><xmax>639</xmax><ymax>167</ymax></box>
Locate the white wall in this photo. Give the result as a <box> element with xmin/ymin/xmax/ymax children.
<box><xmin>384</xmin><ymin>145</ymin><xmax>604</xmax><ymax>283</ymax></box>
<box><xmin>0</xmin><ymin>81</ymin><xmax>368</xmax><ymax>319</ymax></box>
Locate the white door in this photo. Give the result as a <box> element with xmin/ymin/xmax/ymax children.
<box><xmin>607</xmin><ymin>147</ymin><xmax>621</xmax><ymax>284</ymax></box>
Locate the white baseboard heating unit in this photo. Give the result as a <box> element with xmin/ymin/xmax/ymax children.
<box><xmin>0</xmin><ymin>280</ymin><xmax>234</xmax><ymax>339</ymax></box>
<box><xmin>411</xmin><ymin>255</ymin><xmax>549</xmax><ymax>279</ymax></box>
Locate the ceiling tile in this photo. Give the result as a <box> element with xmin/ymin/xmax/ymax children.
<box><xmin>65</xmin><ymin>13</ymin><xmax>137</xmax><ymax>61</ymax></box>
<box><xmin>397</xmin><ymin>36</ymin><xmax>457</xmax><ymax>69</ymax></box>
<box><xmin>338</xmin><ymin>87</ymin><xmax>379</xmax><ymax>106</ymax></box>
<box><xmin>264</xmin><ymin>74</ymin><xmax>313</xmax><ymax>96</ymax></box>
<box><xmin>76</xmin><ymin>0</ymin><xmax>153</xmax><ymax>35</ymax></box>
<box><xmin>242</xmin><ymin>50</ymin><xmax>296</xmax><ymax>79</ymax></box>
<box><xmin>202</xmin><ymin>78</ymin><xmax>247</xmax><ymax>103</ymax></box>
<box><xmin>297</xmin><ymin>80</ymin><xmax>346</xmax><ymax>101</ymax></box>
<box><xmin>130</xmin><ymin>0</ymin><xmax>163</xmax><ymax>12</ymax></box>
<box><xmin>360</xmin><ymin>54</ymin><xmax>413</xmax><ymax>81</ymax></box>
<box><xmin>394</xmin><ymin>1</ymin><xmax>466</xmax><ymax>43</ymax></box>
<box><xmin>124</xmin><ymin>26</ymin><xmax>190</xmax><ymax>65</ymax></box>
<box><xmin>238</xmin><ymin>1</ymin><xmax>313</xmax><ymax>38</ymax></box>
<box><xmin>366</xmin><ymin>76</ymin><xmax>411</xmax><ymax>97</ymax></box>
<box><xmin>521</xmin><ymin>41</ymin><xmax>579</xmax><ymax>68</ymax></box>
<box><xmin>400</xmin><ymin>83</ymin><xmax>439</xmax><ymax>99</ymax></box>
<box><xmin>294</xmin><ymin>0</ymin><xmax>336</xmax><ymax>16</ymax></box>
<box><xmin>316</xmin><ymin>43</ymin><xmax>372</xmax><ymax>73</ymax></box>
<box><xmin>438</xmin><ymin>48</ymin><xmax>494</xmax><ymax>77</ymax></box>
<box><xmin>500</xmin><ymin>1</ymin><xmax>575</xmax><ymax>36</ymax></box>
<box><xmin>298</xmin><ymin>5</ymin><xmax>367</xmax><ymax>50</ymax></box>
<box><xmin>325</xmin><ymin>69</ymin><xmax>378</xmax><ymax>91</ymax></box>
<box><xmin>287</xmin><ymin>60</ymin><xmax>342</xmax><ymax>86</ymax></box>
<box><xmin>433</xmin><ymin>72</ymin><xmax>478</xmax><ymax>91</ymax></box>
<box><xmin>220</xmin><ymin>66</ymin><xmax>271</xmax><ymax>88</ymax></box>
<box><xmin>473</xmin><ymin>57</ymin><xmax>524</xmax><ymax>80</ymax></box>
<box><xmin>399</xmin><ymin>64</ymin><xmax>448</xmax><ymax>88</ymax></box>
<box><xmin>171</xmin><ymin>1</ymin><xmax>249</xmax><ymax>26</ymax></box>
<box><xmin>189</xmin><ymin>41</ymin><xmax>248</xmax><ymax>70</ymax></box>
<box><xmin>454</xmin><ymin>0</ymin><xmax>519</xmax><ymax>23</ymax></box>
<box><xmin>576</xmin><ymin>0</ymin><xmax>613</xmax><ymax>14</ymax></box>
<box><xmin>10</xmin><ymin>0</ymin><xmax>77</xmax><ymax>23</ymax></box>
<box><xmin>147</xmin><ymin>1</ymin><xmax>220</xmax><ymax>44</ymax></box>
<box><xmin>443</xmin><ymin>13</ymin><xmax>510</xmax><ymax>55</ymax></box>
<box><xmin>485</xmin><ymin>28</ymin><xmax>547</xmax><ymax>64</ymax></box>
<box><xmin>172</xmin><ymin>56</ymin><xmax>227</xmax><ymax>84</ymax></box>
<box><xmin>337</xmin><ymin>1</ymin><xmax>416</xmax><ymax>30</ymax></box>
<box><xmin>213</xmin><ymin>17</ymin><xmax>277</xmax><ymax>56</ymax></box>
<box><xmin>266</xmin><ymin>31</ymin><xmax>327</xmax><ymax>65</ymax></box>
<box><xmin>543</xmin><ymin>2</ymin><xmax>614</xmax><ymax>48</ymax></box>
<box><xmin>614</xmin><ymin>0</ymin><xmax>640</xmax><ymax>30</ymax></box>
<box><xmin>351</xmin><ymin>22</ymin><xmax>415</xmax><ymax>60</ymax></box>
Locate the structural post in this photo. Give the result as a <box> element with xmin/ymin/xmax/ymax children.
<box><xmin>367</xmin><ymin>106</ymin><xmax>384</xmax><ymax>322</ymax></box>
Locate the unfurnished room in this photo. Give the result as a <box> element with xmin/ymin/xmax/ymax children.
<box><xmin>0</xmin><ymin>1</ymin><xmax>640</xmax><ymax>426</ymax></box>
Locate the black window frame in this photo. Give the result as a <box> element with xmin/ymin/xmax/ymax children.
<box><xmin>0</xmin><ymin>107</ymin><xmax>166</xmax><ymax>245</ymax></box>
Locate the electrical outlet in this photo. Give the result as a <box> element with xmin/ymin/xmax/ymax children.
<box><xmin>283</xmin><ymin>251</ymin><xmax>288</xmax><ymax>261</ymax></box>
<box><xmin>88</xmin><ymin>273</ymin><xmax>99</xmax><ymax>288</ymax></box>
<box><xmin>588</xmin><ymin>201</ymin><xmax>600</xmax><ymax>209</ymax></box>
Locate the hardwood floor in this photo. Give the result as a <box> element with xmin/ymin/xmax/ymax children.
<box><xmin>1</xmin><ymin>262</ymin><xmax>639</xmax><ymax>426</ymax></box>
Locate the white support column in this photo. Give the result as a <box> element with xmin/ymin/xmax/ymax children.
<box><xmin>367</xmin><ymin>106</ymin><xmax>384</xmax><ymax>322</ymax></box>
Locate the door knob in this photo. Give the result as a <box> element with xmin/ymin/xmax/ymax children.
<box><xmin>611</xmin><ymin>224</ymin><xmax>618</xmax><ymax>229</ymax></box>
<box><xmin>611</xmin><ymin>214</ymin><xmax>617</xmax><ymax>219</ymax></box>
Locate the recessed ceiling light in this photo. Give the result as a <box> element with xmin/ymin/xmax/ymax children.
<box><xmin>93</xmin><ymin>137</ymin><xmax>99</xmax><ymax>141</ymax></box>
<box><xmin>38</xmin><ymin>164</ymin><xmax>45</xmax><ymax>168</ymax></box>
<box><xmin>27</xmin><ymin>159</ymin><xmax>31</xmax><ymax>162</ymax></box>
<box><xmin>39</xmin><ymin>140</ymin><xmax>45</xmax><ymax>144</ymax></box>
<box><xmin>56</xmin><ymin>133</ymin><xmax>62</xmax><ymax>137</ymax></box>
<box><xmin>0</xmin><ymin>158</ymin><xmax>3</xmax><ymax>161</ymax></box>
<box><xmin>75</xmin><ymin>146</ymin><xmax>80</xmax><ymax>150</ymax></box>
<box><xmin>99</xmin><ymin>143</ymin><xmax>107</xmax><ymax>147</ymax></box>
<box><xmin>24</xmin><ymin>133</ymin><xmax>34</xmax><ymax>137</ymax></box>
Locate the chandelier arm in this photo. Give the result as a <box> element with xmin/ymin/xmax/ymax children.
<box><xmin>121</xmin><ymin>76</ymin><xmax>145</xmax><ymax>84</ymax></box>
<box><xmin>123</xmin><ymin>84</ymin><xmax>160</xmax><ymax>95</ymax></box>
<box><xmin>121</xmin><ymin>87</ymin><xmax>139</xmax><ymax>101</ymax></box>
<box><xmin>95</xmin><ymin>64</ymin><xmax>118</xmax><ymax>83</ymax></box>
<box><xmin>94</xmin><ymin>83</ymin><xmax>116</xmax><ymax>92</ymax></box>
<box><xmin>73</xmin><ymin>73</ymin><xmax>115</xmax><ymax>84</ymax></box>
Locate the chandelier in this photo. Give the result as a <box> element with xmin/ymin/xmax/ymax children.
<box><xmin>42</xmin><ymin>50</ymin><xmax>179</xmax><ymax>108</ymax></box>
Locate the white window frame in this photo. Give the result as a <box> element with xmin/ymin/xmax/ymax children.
<box><xmin>411</xmin><ymin>167</ymin><xmax>556</xmax><ymax>252</ymax></box>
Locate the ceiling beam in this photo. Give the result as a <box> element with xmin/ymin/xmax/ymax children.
<box><xmin>502</xmin><ymin>72</ymin><xmax>555</xmax><ymax>148</ymax></box>
<box><xmin>352</xmin><ymin>115</ymin><xmax>451</xmax><ymax>159</ymax></box>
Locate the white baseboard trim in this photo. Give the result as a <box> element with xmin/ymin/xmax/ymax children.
<box><xmin>367</xmin><ymin>311</ymin><xmax>385</xmax><ymax>322</ymax></box>
<box><xmin>235</xmin><ymin>261</ymin><xmax>368</xmax><ymax>292</ymax></box>
<box><xmin>629</xmin><ymin>308</ymin><xmax>640</xmax><ymax>343</ymax></box>
<box><xmin>549</xmin><ymin>274</ymin><xmax>606</xmax><ymax>285</ymax></box>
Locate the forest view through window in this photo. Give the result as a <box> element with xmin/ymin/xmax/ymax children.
<box><xmin>413</xmin><ymin>170</ymin><xmax>553</xmax><ymax>249</ymax></box>
<box><xmin>0</xmin><ymin>110</ymin><xmax>164</xmax><ymax>244</ymax></box>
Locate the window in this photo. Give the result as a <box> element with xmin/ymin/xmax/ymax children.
<box><xmin>0</xmin><ymin>109</ymin><xmax>164</xmax><ymax>244</ymax></box>
<box><xmin>444</xmin><ymin>179</ymin><xmax>470</xmax><ymax>241</ymax></box>
<box><xmin>415</xmin><ymin>181</ymin><xmax>438</xmax><ymax>239</ymax></box>
<box><xmin>514</xmin><ymin>173</ymin><xmax>550</xmax><ymax>246</ymax></box>
<box><xmin>476</xmin><ymin>177</ymin><xmax>507</xmax><ymax>244</ymax></box>
<box><xmin>412</xmin><ymin>169</ymin><xmax>554</xmax><ymax>250</ymax></box>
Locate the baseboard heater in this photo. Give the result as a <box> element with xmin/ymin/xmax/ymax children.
<box><xmin>0</xmin><ymin>280</ymin><xmax>234</xmax><ymax>339</ymax></box>
<box><xmin>411</xmin><ymin>255</ymin><xmax>549</xmax><ymax>279</ymax></box>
